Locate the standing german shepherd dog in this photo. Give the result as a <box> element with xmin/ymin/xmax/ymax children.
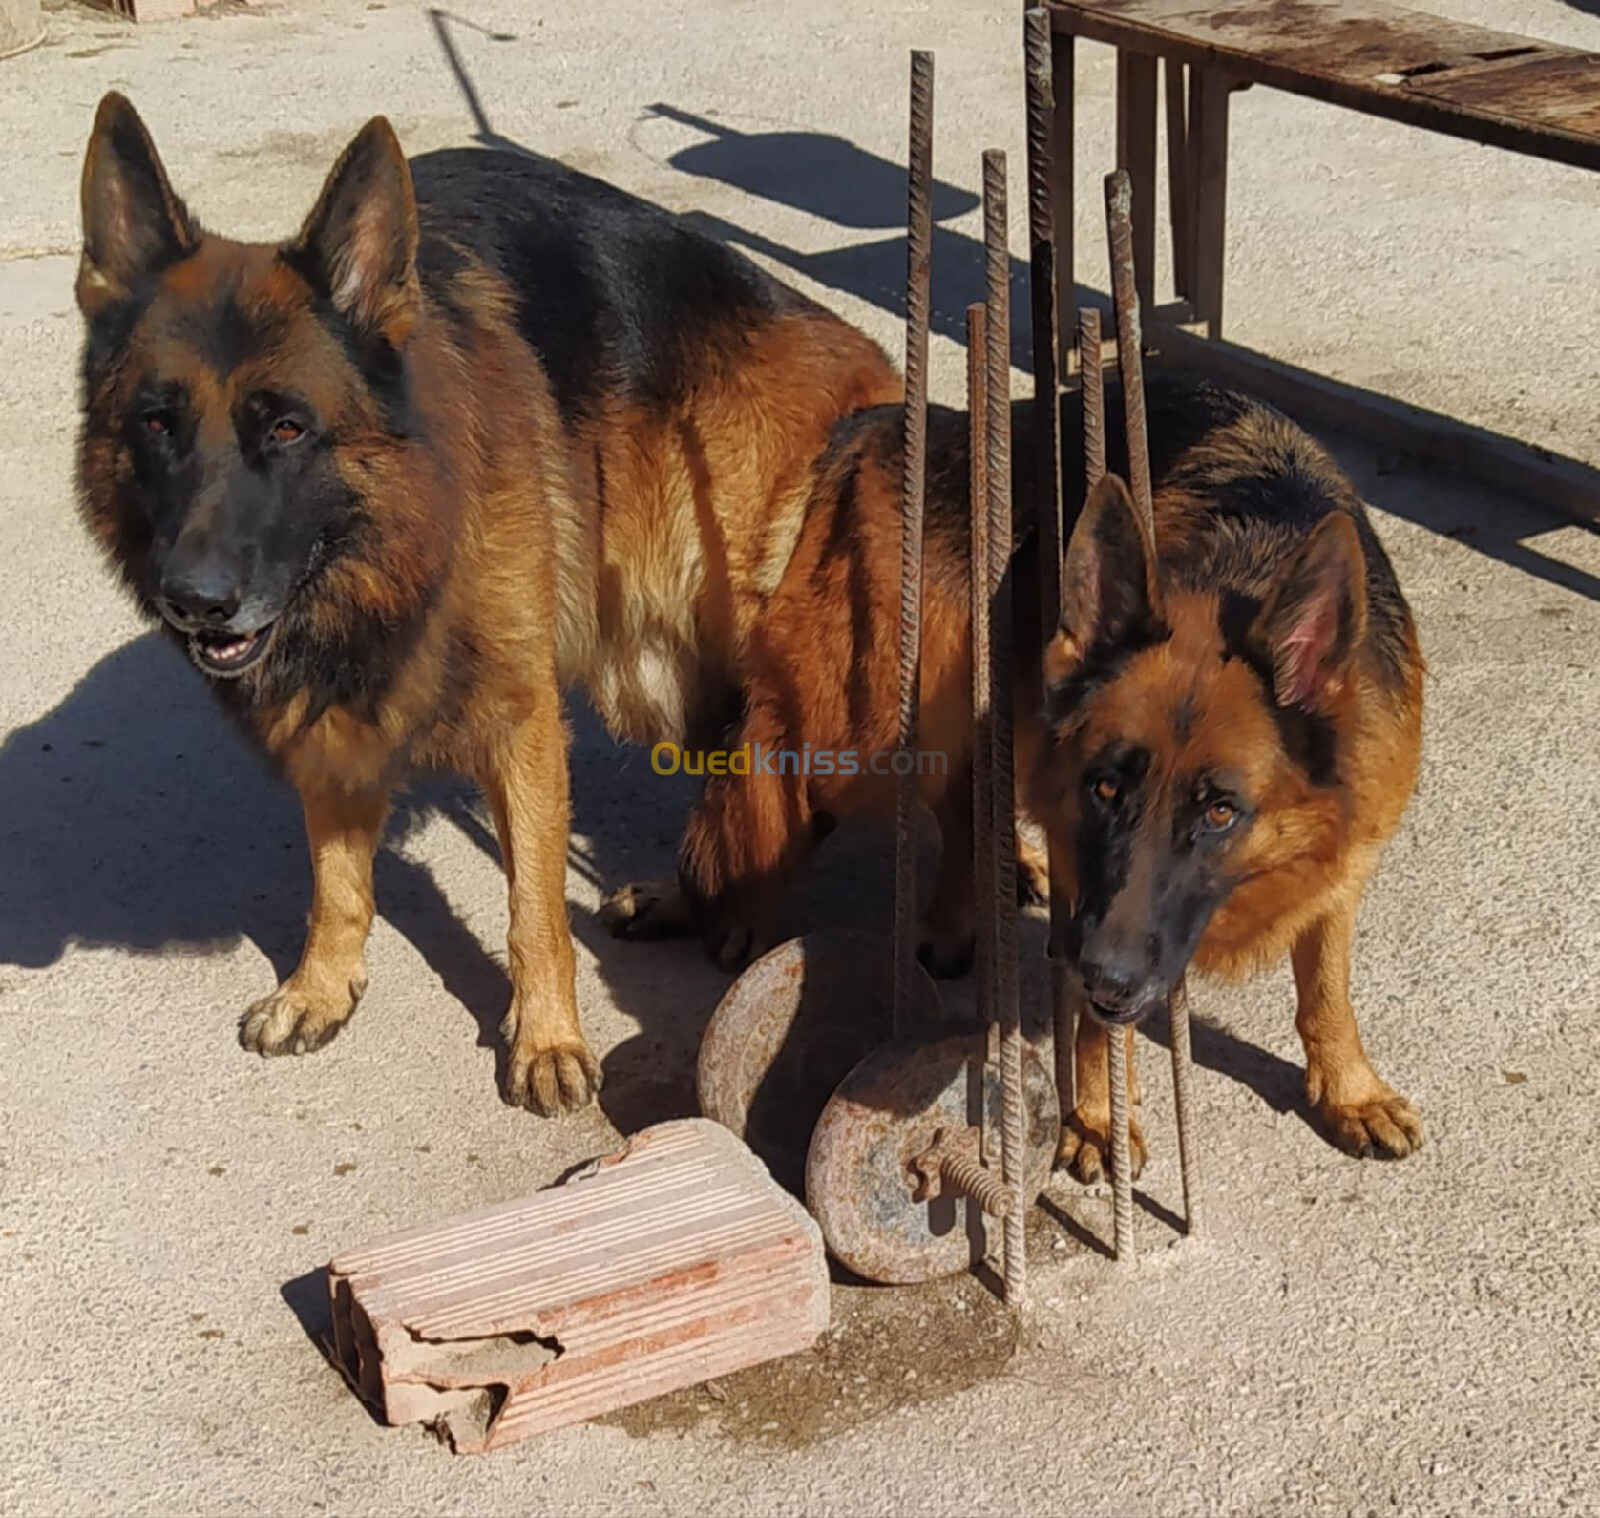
<box><xmin>73</xmin><ymin>94</ymin><xmax>898</xmax><ymax>1114</ymax></box>
<box><xmin>1033</xmin><ymin>383</ymin><xmax>1425</xmax><ymax>1174</ymax></box>
<box><xmin>630</xmin><ymin>381</ymin><xmax>1425</xmax><ymax>1169</ymax></box>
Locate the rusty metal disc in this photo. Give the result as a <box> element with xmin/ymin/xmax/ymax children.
<box><xmin>697</xmin><ymin>931</ymin><xmax>944</xmax><ymax>1195</ymax></box>
<box><xmin>804</xmin><ymin>1026</ymin><xmax>1059</xmax><ymax>1285</ymax></box>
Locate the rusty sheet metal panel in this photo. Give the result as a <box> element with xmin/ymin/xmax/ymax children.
<box><xmin>328</xmin><ymin>1119</ymin><xmax>829</xmax><ymax>1453</ymax></box>
<box><xmin>1044</xmin><ymin>0</ymin><xmax>1600</xmax><ymax>171</ymax></box>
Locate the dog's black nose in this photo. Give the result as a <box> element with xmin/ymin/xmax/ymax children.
<box><xmin>158</xmin><ymin>567</ymin><xmax>242</xmax><ymax>629</ymax></box>
<box><xmin>1078</xmin><ymin>954</ymin><xmax>1144</xmax><ymax>1010</ymax></box>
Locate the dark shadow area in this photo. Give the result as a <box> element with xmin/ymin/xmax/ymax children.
<box><xmin>1036</xmin><ymin>1194</ymin><xmax>1115</xmax><ymax>1261</ymax></box>
<box><xmin>279</xmin><ymin>1267</ymin><xmax>335</xmax><ymax>1357</ymax></box>
<box><xmin>646</xmin><ymin>102</ymin><xmax>979</xmax><ymax>230</ymax></box>
<box><xmin>428</xmin><ymin>7</ymin><xmax>532</xmax><ymax>157</ymax></box>
<box><xmin>634</xmin><ymin>95</ymin><xmax>1599</xmax><ymax>600</ymax></box>
<box><xmin>1135</xmin><ymin>994</ymin><xmax>1309</xmax><ymax>1132</ymax></box>
<box><xmin>682</xmin><ymin>207</ymin><xmax>1041</xmax><ymax>373</ymax></box>
<box><xmin>0</xmin><ymin>631</ymin><xmax>523</xmax><ymax>1080</ymax></box>
<box><xmin>0</xmin><ymin>633</ymin><xmax>305</xmax><ymax>977</ymax></box>
<box><xmin>1131</xmin><ymin>1184</ymin><xmax>1188</xmax><ymax>1236</ymax></box>
<box><xmin>279</xmin><ymin>1268</ymin><xmax>388</xmax><ymax>1429</ymax></box>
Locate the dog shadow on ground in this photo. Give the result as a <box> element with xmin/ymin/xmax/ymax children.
<box><xmin>0</xmin><ymin>632</ymin><xmax>513</xmax><ymax>1075</ymax></box>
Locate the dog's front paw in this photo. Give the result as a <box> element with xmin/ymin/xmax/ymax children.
<box><xmin>239</xmin><ymin>974</ymin><xmax>366</xmax><ymax>1056</ymax></box>
<box><xmin>505</xmin><ymin>1031</ymin><xmax>603</xmax><ymax>1116</ymax></box>
<box><xmin>1306</xmin><ymin>1060</ymin><xmax>1424</xmax><ymax>1158</ymax></box>
<box><xmin>1057</xmin><ymin>1104</ymin><xmax>1148</xmax><ymax>1185</ymax></box>
<box><xmin>599</xmin><ymin>878</ymin><xmax>691</xmax><ymax>940</ymax></box>
<box><xmin>1314</xmin><ymin>1085</ymin><xmax>1424</xmax><ymax>1159</ymax></box>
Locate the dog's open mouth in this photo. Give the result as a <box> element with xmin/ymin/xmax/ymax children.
<box><xmin>1087</xmin><ymin>998</ymin><xmax>1145</xmax><ymax>1028</ymax></box>
<box><xmin>190</xmin><ymin>622</ymin><xmax>275</xmax><ymax>677</ymax></box>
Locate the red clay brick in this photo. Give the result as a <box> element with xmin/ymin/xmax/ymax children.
<box><xmin>327</xmin><ymin>1119</ymin><xmax>829</xmax><ymax>1452</ymax></box>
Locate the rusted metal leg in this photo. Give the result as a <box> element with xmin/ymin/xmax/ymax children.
<box><xmin>1115</xmin><ymin>48</ymin><xmax>1158</xmax><ymax>314</ymax></box>
<box><xmin>1051</xmin><ymin>31</ymin><xmax>1076</xmax><ymax>371</ymax></box>
<box><xmin>1188</xmin><ymin>66</ymin><xmax>1231</xmax><ymax>339</ymax></box>
<box><xmin>1164</xmin><ymin>57</ymin><xmax>1193</xmax><ymax>305</ymax></box>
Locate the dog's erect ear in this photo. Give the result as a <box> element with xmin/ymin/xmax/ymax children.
<box><xmin>1253</xmin><ymin>510</ymin><xmax>1369</xmax><ymax>713</ymax></box>
<box><xmin>77</xmin><ymin>94</ymin><xmax>198</xmax><ymax>319</ymax></box>
<box><xmin>1059</xmin><ymin>471</ymin><xmax>1165</xmax><ymax>653</ymax></box>
<box><xmin>288</xmin><ymin>117</ymin><xmax>420</xmax><ymax>342</ymax></box>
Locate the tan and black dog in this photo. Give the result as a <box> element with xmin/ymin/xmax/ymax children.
<box><xmin>616</xmin><ymin>380</ymin><xmax>1425</xmax><ymax>1168</ymax></box>
<box><xmin>73</xmin><ymin>94</ymin><xmax>899</xmax><ymax>1114</ymax></box>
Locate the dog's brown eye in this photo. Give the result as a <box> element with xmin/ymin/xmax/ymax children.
<box><xmin>272</xmin><ymin>418</ymin><xmax>305</xmax><ymax>445</ymax></box>
<box><xmin>1206</xmin><ymin>800</ymin><xmax>1237</xmax><ymax>830</ymax></box>
<box><xmin>1093</xmin><ymin>777</ymin><xmax>1119</xmax><ymax>805</ymax></box>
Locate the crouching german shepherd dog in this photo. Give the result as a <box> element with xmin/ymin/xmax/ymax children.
<box><xmin>72</xmin><ymin>94</ymin><xmax>898</xmax><ymax>1113</ymax></box>
<box><xmin>629</xmin><ymin>380</ymin><xmax>1424</xmax><ymax>1169</ymax></box>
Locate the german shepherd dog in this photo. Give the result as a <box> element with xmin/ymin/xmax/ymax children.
<box><xmin>621</xmin><ymin>380</ymin><xmax>1425</xmax><ymax>1169</ymax></box>
<box><xmin>73</xmin><ymin>94</ymin><xmax>899</xmax><ymax>1114</ymax></box>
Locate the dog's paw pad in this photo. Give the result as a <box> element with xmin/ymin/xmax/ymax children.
<box><xmin>506</xmin><ymin>1038</ymin><xmax>603</xmax><ymax>1116</ymax></box>
<box><xmin>239</xmin><ymin>978</ymin><xmax>362</xmax><ymax>1057</ymax></box>
<box><xmin>1056</xmin><ymin>1111</ymin><xmax>1148</xmax><ymax>1185</ymax></box>
<box><xmin>1318</xmin><ymin>1090</ymin><xmax>1424</xmax><ymax>1159</ymax></box>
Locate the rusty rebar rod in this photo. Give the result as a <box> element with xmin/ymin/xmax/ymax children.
<box><xmin>968</xmin><ymin>304</ymin><xmax>995</xmax><ymax>1057</ymax></box>
<box><xmin>1102</xmin><ymin>170</ymin><xmax>1147</xmax><ymax>1265</ymax></box>
<box><xmin>893</xmin><ymin>50</ymin><xmax>935</xmax><ymax>1041</ymax></box>
<box><xmin>1104</xmin><ymin>169</ymin><xmax>1153</xmax><ymax>525</ymax></box>
<box><xmin>1169</xmin><ymin>977</ymin><xmax>1203</xmax><ymax>1235</ymax></box>
<box><xmin>1080</xmin><ymin>308</ymin><xmax>1105</xmax><ymax>490</ymax></box>
<box><xmin>1024</xmin><ymin>7</ymin><xmax>1063</xmax><ymax>639</ymax></box>
<box><xmin>1107</xmin><ymin>1027</ymin><xmax>1137</xmax><ymax>1265</ymax></box>
<box><xmin>983</xmin><ymin>148</ymin><xmax>1027</xmax><ymax>1310</ymax></box>
<box><xmin>1105</xmin><ymin>166</ymin><xmax>1203</xmax><ymax>1243</ymax></box>
<box><xmin>1024</xmin><ymin>3</ymin><xmax>1080</xmax><ymax>1149</ymax></box>
<box><xmin>1076</xmin><ymin>298</ymin><xmax>1136</xmax><ymax>1264</ymax></box>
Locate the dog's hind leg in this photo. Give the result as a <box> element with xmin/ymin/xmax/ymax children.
<box><xmin>240</xmin><ymin>784</ymin><xmax>389</xmax><ymax>1057</ymax></box>
<box><xmin>675</xmin><ymin>706</ymin><xmax>819</xmax><ymax>975</ymax></box>
<box><xmin>484</xmin><ymin>697</ymin><xmax>602</xmax><ymax>1117</ymax></box>
<box><xmin>1292</xmin><ymin>887</ymin><xmax>1423</xmax><ymax>1158</ymax></box>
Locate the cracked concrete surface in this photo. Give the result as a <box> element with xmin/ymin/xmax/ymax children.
<box><xmin>0</xmin><ymin>1</ymin><xmax>1596</xmax><ymax>1514</ymax></box>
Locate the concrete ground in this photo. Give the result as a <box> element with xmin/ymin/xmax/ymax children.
<box><xmin>2</xmin><ymin>0</ymin><xmax>1598</xmax><ymax>1513</ymax></box>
